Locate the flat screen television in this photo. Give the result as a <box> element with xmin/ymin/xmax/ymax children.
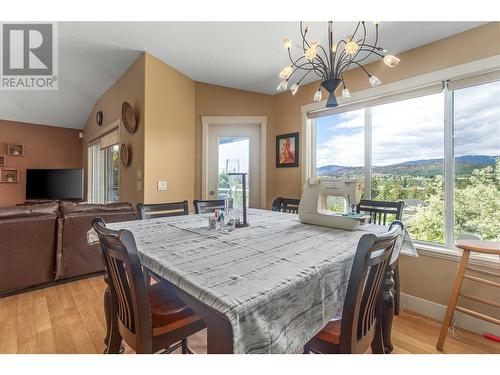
<box><xmin>26</xmin><ymin>169</ymin><xmax>84</xmax><ymax>200</ymax></box>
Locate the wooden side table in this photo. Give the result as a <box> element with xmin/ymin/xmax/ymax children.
<box><xmin>436</xmin><ymin>240</ymin><xmax>500</xmax><ymax>351</ymax></box>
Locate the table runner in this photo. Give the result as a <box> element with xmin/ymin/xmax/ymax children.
<box><xmin>89</xmin><ymin>209</ymin><xmax>416</xmax><ymax>353</ymax></box>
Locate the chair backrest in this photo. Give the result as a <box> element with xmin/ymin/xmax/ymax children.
<box><xmin>271</xmin><ymin>197</ymin><xmax>300</xmax><ymax>214</ymax></box>
<box><xmin>193</xmin><ymin>199</ymin><xmax>225</xmax><ymax>214</ymax></box>
<box><xmin>92</xmin><ymin>217</ymin><xmax>153</xmax><ymax>352</ymax></box>
<box><xmin>356</xmin><ymin>199</ymin><xmax>404</xmax><ymax>225</ymax></box>
<box><xmin>137</xmin><ymin>201</ymin><xmax>188</xmax><ymax>220</ymax></box>
<box><xmin>457</xmin><ymin>233</ymin><xmax>482</xmax><ymax>241</ymax></box>
<box><xmin>340</xmin><ymin>221</ymin><xmax>403</xmax><ymax>353</ymax></box>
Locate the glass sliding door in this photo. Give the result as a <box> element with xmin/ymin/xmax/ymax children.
<box><xmin>87</xmin><ymin>142</ymin><xmax>120</xmax><ymax>203</ymax></box>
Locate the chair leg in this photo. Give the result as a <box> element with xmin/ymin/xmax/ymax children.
<box><xmin>436</xmin><ymin>250</ymin><xmax>470</xmax><ymax>351</ymax></box>
<box><xmin>181</xmin><ymin>338</ymin><xmax>190</xmax><ymax>354</ymax></box>
<box><xmin>393</xmin><ymin>262</ymin><xmax>401</xmax><ymax>316</ymax></box>
<box><xmin>303</xmin><ymin>344</ymin><xmax>310</xmax><ymax>354</ymax></box>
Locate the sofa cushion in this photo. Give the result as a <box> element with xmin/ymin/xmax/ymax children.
<box><xmin>60</xmin><ymin>201</ymin><xmax>134</xmax><ymax>215</ymax></box>
<box><xmin>0</xmin><ymin>202</ymin><xmax>59</xmax><ymax>219</ymax></box>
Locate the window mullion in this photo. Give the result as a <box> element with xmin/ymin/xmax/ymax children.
<box><xmin>443</xmin><ymin>81</ymin><xmax>455</xmax><ymax>248</ymax></box>
<box><xmin>364</xmin><ymin>107</ymin><xmax>372</xmax><ymax>199</ymax></box>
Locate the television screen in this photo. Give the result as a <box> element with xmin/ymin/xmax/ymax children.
<box><xmin>26</xmin><ymin>169</ymin><xmax>84</xmax><ymax>200</ymax></box>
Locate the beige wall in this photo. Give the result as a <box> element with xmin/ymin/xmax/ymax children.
<box><xmin>273</xmin><ymin>22</ymin><xmax>500</xmax><ymax>313</ymax></box>
<box><xmin>194</xmin><ymin>82</ymin><xmax>275</xmax><ymax>208</ymax></box>
<box><xmin>143</xmin><ymin>53</ymin><xmax>196</xmax><ymax>205</ymax></box>
<box><xmin>83</xmin><ymin>54</ymin><xmax>146</xmax><ymax>207</ymax></box>
<box><xmin>0</xmin><ymin>120</ymin><xmax>82</xmax><ymax>207</ymax></box>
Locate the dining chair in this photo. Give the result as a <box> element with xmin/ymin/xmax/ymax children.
<box><xmin>356</xmin><ymin>199</ymin><xmax>404</xmax><ymax>315</ymax></box>
<box><xmin>271</xmin><ymin>197</ymin><xmax>300</xmax><ymax>214</ymax></box>
<box><xmin>304</xmin><ymin>221</ymin><xmax>403</xmax><ymax>354</ymax></box>
<box><xmin>193</xmin><ymin>199</ymin><xmax>225</xmax><ymax>214</ymax></box>
<box><xmin>137</xmin><ymin>201</ymin><xmax>189</xmax><ymax>220</ymax></box>
<box><xmin>92</xmin><ymin>217</ymin><xmax>206</xmax><ymax>354</ymax></box>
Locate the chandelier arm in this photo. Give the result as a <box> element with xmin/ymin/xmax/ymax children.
<box><xmin>334</xmin><ymin>40</ymin><xmax>349</xmax><ymax>77</ymax></box>
<box><xmin>337</xmin><ymin>48</ymin><xmax>384</xmax><ymax>74</ymax></box>
<box><xmin>342</xmin><ymin>22</ymin><xmax>367</xmax><ymax>73</ymax></box>
<box><xmin>318</xmin><ymin>45</ymin><xmax>331</xmax><ymax>72</ymax></box>
<box><xmin>353</xmin><ymin>26</ymin><xmax>380</xmax><ymax>65</ymax></box>
<box><xmin>296</xmin><ymin>69</ymin><xmax>315</xmax><ymax>85</ymax></box>
<box><xmin>353</xmin><ymin>62</ymin><xmax>371</xmax><ymax>77</ymax></box>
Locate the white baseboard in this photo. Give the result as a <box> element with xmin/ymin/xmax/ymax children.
<box><xmin>400</xmin><ymin>293</ymin><xmax>500</xmax><ymax>336</ymax></box>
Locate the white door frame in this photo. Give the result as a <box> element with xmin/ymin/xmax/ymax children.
<box><xmin>201</xmin><ymin>116</ymin><xmax>267</xmax><ymax>208</ymax></box>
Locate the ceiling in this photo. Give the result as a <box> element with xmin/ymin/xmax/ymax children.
<box><xmin>0</xmin><ymin>21</ymin><xmax>486</xmax><ymax>129</ymax></box>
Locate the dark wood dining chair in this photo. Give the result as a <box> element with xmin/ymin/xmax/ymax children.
<box><xmin>137</xmin><ymin>201</ymin><xmax>189</xmax><ymax>220</ymax></box>
<box><xmin>92</xmin><ymin>217</ymin><xmax>205</xmax><ymax>354</ymax></box>
<box><xmin>356</xmin><ymin>199</ymin><xmax>404</xmax><ymax>315</ymax></box>
<box><xmin>193</xmin><ymin>199</ymin><xmax>225</xmax><ymax>214</ymax></box>
<box><xmin>271</xmin><ymin>197</ymin><xmax>300</xmax><ymax>214</ymax></box>
<box><xmin>304</xmin><ymin>221</ymin><xmax>403</xmax><ymax>354</ymax></box>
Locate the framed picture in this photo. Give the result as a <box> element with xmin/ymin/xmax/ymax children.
<box><xmin>276</xmin><ymin>132</ymin><xmax>299</xmax><ymax>168</ymax></box>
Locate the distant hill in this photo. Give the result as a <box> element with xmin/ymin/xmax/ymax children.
<box><xmin>317</xmin><ymin>155</ymin><xmax>498</xmax><ymax>177</ymax></box>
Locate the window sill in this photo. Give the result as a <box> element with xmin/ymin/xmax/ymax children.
<box><xmin>403</xmin><ymin>241</ymin><xmax>500</xmax><ymax>270</ymax></box>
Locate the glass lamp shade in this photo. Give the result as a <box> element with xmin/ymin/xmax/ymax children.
<box><xmin>279</xmin><ymin>66</ymin><xmax>293</xmax><ymax>79</ymax></box>
<box><xmin>383</xmin><ymin>55</ymin><xmax>400</xmax><ymax>67</ymax></box>
<box><xmin>342</xmin><ymin>88</ymin><xmax>351</xmax><ymax>98</ymax></box>
<box><xmin>313</xmin><ymin>89</ymin><xmax>322</xmax><ymax>102</ymax></box>
<box><xmin>290</xmin><ymin>83</ymin><xmax>299</xmax><ymax>95</ymax></box>
<box><xmin>305</xmin><ymin>45</ymin><xmax>318</xmax><ymax>60</ymax></box>
<box><xmin>276</xmin><ymin>80</ymin><xmax>288</xmax><ymax>91</ymax></box>
<box><xmin>369</xmin><ymin>75</ymin><xmax>382</xmax><ymax>87</ymax></box>
<box><xmin>283</xmin><ymin>38</ymin><xmax>292</xmax><ymax>49</ymax></box>
<box><xmin>344</xmin><ymin>41</ymin><xmax>359</xmax><ymax>55</ymax></box>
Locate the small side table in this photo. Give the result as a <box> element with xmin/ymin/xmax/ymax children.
<box><xmin>436</xmin><ymin>240</ymin><xmax>500</xmax><ymax>351</ymax></box>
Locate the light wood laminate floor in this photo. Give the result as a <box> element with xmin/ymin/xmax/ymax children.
<box><xmin>0</xmin><ymin>276</ymin><xmax>498</xmax><ymax>354</ymax></box>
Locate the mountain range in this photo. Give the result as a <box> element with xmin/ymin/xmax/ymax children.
<box><xmin>317</xmin><ymin>155</ymin><xmax>498</xmax><ymax>177</ymax></box>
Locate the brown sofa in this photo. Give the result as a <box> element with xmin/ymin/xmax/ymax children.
<box><xmin>0</xmin><ymin>202</ymin><xmax>60</xmax><ymax>294</ymax></box>
<box><xmin>57</xmin><ymin>202</ymin><xmax>136</xmax><ymax>279</ymax></box>
<box><xmin>0</xmin><ymin>201</ymin><xmax>136</xmax><ymax>296</ymax></box>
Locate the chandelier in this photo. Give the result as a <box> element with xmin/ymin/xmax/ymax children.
<box><xmin>277</xmin><ymin>21</ymin><xmax>400</xmax><ymax>107</ymax></box>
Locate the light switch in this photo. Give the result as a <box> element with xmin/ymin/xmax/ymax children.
<box><xmin>157</xmin><ymin>181</ymin><xmax>167</xmax><ymax>191</ymax></box>
<box><xmin>136</xmin><ymin>169</ymin><xmax>142</xmax><ymax>179</ymax></box>
<box><xmin>137</xmin><ymin>181</ymin><xmax>142</xmax><ymax>191</ymax></box>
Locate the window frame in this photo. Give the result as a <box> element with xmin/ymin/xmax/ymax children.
<box><xmin>301</xmin><ymin>55</ymin><xmax>500</xmax><ymax>265</ymax></box>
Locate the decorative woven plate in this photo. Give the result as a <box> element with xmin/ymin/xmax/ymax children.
<box><xmin>120</xmin><ymin>143</ymin><xmax>131</xmax><ymax>166</ymax></box>
<box><xmin>121</xmin><ymin>102</ymin><xmax>137</xmax><ymax>134</ymax></box>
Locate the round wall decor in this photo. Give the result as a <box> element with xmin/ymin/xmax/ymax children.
<box><xmin>96</xmin><ymin>110</ymin><xmax>104</xmax><ymax>126</ymax></box>
<box><xmin>120</xmin><ymin>143</ymin><xmax>131</xmax><ymax>166</ymax></box>
<box><xmin>121</xmin><ymin>102</ymin><xmax>138</xmax><ymax>134</ymax></box>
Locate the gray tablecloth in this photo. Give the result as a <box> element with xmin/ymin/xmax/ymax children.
<box><xmin>88</xmin><ymin>209</ymin><xmax>416</xmax><ymax>353</ymax></box>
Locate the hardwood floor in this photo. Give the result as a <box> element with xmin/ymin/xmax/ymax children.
<box><xmin>0</xmin><ymin>276</ymin><xmax>498</xmax><ymax>354</ymax></box>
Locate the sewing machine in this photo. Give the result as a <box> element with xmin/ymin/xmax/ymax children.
<box><xmin>298</xmin><ymin>178</ymin><xmax>366</xmax><ymax>230</ymax></box>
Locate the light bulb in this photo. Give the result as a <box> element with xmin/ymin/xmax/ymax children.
<box><xmin>290</xmin><ymin>83</ymin><xmax>299</xmax><ymax>95</ymax></box>
<box><xmin>383</xmin><ymin>55</ymin><xmax>400</xmax><ymax>67</ymax></box>
<box><xmin>373</xmin><ymin>21</ymin><xmax>380</xmax><ymax>27</ymax></box>
<box><xmin>345</xmin><ymin>40</ymin><xmax>359</xmax><ymax>55</ymax></box>
<box><xmin>342</xmin><ymin>88</ymin><xmax>351</xmax><ymax>98</ymax></box>
<box><xmin>369</xmin><ymin>75</ymin><xmax>382</xmax><ymax>87</ymax></box>
<box><xmin>279</xmin><ymin>66</ymin><xmax>293</xmax><ymax>79</ymax></box>
<box><xmin>313</xmin><ymin>89</ymin><xmax>322</xmax><ymax>102</ymax></box>
<box><xmin>283</xmin><ymin>39</ymin><xmax>292</xmax><ymax>49</ymax></box>
<box><xmin>331</xmin><ymin>43</ymin><xmax>337</xmax><ymax>53</ymax></box>
<box><xmin>276</xmin><ymin>80</ymin><xmax>288</xmax><ymax>91</ymax></box>
<box><xmin>305</xmin><ymin>45</ymin><xmax>318</xmax><ymax>60</ymax></box>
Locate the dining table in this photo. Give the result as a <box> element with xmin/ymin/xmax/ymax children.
<box><xmin>88</xmin><ymin>208</ymin><xmax>417</xmax><ymax>354</ymax></box>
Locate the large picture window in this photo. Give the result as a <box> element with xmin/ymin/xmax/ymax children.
<box><xmin>311</xmin><ymin>75</ymin><xmax>499</xmax><ymax>247</ymax></box>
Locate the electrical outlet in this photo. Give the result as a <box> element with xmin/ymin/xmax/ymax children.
<box><xmin>157</xmin><ymin>181</ymin><xmax>167</xmax><ymax>191</ymax></box>
<box><xmin>136</xmin><ymin>181</ymin><xmax>142</xmax><ymax>192</ymax></box>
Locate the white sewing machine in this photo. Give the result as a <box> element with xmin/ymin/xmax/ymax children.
<box><xmin>298</xmin><ymin>178</ymin><xmax>366</xmax><ymax>230</ymax></box>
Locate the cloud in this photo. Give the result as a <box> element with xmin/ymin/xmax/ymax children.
<box><xmin>316</xmin><ymin>82</ymin><xmax>499</xmax><ymax>168</ymax></box>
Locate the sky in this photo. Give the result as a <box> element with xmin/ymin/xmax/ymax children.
<box><xmin>218</xmin><ymin>138</ymin><xmax>249</xmax><ymax>173</ymax></box>
<box><xmin>316</xmin><ymin>81</ymin><xmax>500</xmax><ymax>168</ymax></box>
